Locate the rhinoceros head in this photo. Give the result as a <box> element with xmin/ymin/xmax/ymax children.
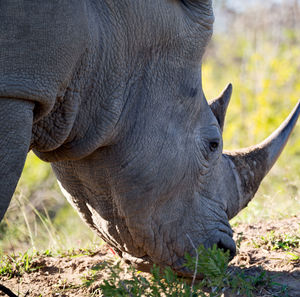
<box><xmin>66</xmin><ymin>1</ymin><xmax>298</xmax><ymax>273</ymax></box>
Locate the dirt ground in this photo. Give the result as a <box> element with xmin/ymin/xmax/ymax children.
<box><xmin>0</xmin><ymin>216</ymin><xmax>299</xmax><ymax>297</ymax></box>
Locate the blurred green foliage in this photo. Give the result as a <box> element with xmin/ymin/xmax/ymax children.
<box><xmin>0</xmin><ymin>4</ymin><xmax>299</xmax><ymax>252</ymax></box>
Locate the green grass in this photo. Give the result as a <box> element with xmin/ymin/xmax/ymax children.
<box><xmin>0</xmin><ymin>251</ymin><xmax>40</xmax><ymax>279</ymax></box>
<box><xmin>286</xmin><ymin>252</ymin><xmax>300</xmax><ymax>262</ymax></box>
<box><xmin>0</xmin><ymin>187</ymin><xmax>100</xmax><ymax>254</ymax></box>
<box><xmin>250</xmin><ymin>230</ymin><xmax>300</xmax><ymax>264</ymax></box>
<box><xmin>0</xmin><ymin>244</ymin><xmax>103</xmax><ymax>279</ymax></box>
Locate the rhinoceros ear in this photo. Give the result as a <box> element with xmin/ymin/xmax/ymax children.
<box><xmin>209</xmin><ymin>83</ymin><xmax>232</xmax><ymax>132</ymax></box>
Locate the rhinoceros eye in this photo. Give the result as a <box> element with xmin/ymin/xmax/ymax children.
<box><xmin>209</xmin><ymin>140</ymin><xmax>219</xmax><ymax>152</ymax></box>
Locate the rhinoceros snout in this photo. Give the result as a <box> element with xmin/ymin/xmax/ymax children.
<box><xmin>216</xmin><ymin>235</ymin><xmax>236</xmax><ymax>260</ymax></box>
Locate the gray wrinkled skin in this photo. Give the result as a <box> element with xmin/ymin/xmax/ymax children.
<box><xmin>0</xmin><ymin>1</ymin><xmax>299</xmax><ymax>274</ymax></box>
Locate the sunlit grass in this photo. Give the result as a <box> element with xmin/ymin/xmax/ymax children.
<box><xmin>0</xmin><ymin>158</ymin><xmax>99</xmax><ymax>253</ymax></box>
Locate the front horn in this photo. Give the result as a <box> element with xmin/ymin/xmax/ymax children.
<box><xmin>224</xmin><ymin>100</ymin><xmax>300</xmax><ymax>216</ymax></box>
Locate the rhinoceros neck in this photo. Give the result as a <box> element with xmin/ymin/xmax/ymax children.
<box><xmin>32</xmin><ymin>6</ymin><xmax>134</xmax><ymax>162</ymax></box>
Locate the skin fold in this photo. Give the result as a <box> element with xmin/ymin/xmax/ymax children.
<box><xmin>0</xmin><ymin>0</ymin><xmax>299</xmax><ymax>274</ymax></box>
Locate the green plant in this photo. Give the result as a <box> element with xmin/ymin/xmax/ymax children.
<box><xmin>0</xmin><ymin>251</ymin><xmax>40</xmax><ymax>278</ymax></box>
<box><xmin>252</xmin><ymin>231</ymin><xmax>299</xmax><ymax>251</ymax></box>
<box><xmin>286</xmin><ymin>252</ymin><xmax>300</xmax><ymax>262</ymax></box>
<box><xmin>236</xmin><ymin>232</ymin><xmax>244</xmax><ymax>249</ymax></box>
<box><xmin>230</xmin><ymin>270</ymin><xmax>289</xmax><ymax>297</ymax></box>
<box><xmin>99</xmin><ymin>262</ymin><xmax>206</xmax><ymax>297</ymax></box>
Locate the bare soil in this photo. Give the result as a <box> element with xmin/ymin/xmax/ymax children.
<box><xmin>0</xmin><ymin>216</ymin><xmax>299</xmax><ymax>297</ymax></box>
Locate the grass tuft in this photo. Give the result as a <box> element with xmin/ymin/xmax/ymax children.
<box><xmin>0</xmin><ymin>251</ymin><xmax>40</xmax><ymax>278</ymax></box>
<box><xmin>252</xmin><ymin>231</ymin><xmax>300</xmax><ymax>251</ymax></box>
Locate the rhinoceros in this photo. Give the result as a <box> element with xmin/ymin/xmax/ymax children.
<box><xmin>0</xmin><ymin>0</ymin><xmax>299</xmax><ymax>273</ymax></box>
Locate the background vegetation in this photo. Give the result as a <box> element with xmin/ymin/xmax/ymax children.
<box><xmin>0</xmin><ymin>0</ymin><xmax>299</xmax><ymax>254</ymax></box>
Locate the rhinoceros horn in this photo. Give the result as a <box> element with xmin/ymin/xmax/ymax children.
<box><xmin>209</xmin><ymin>83</ymin><xmax>232</xmax><ymax>131</ymax></box>
<box><xmin>223</xmin><ymin>99</ymin><xmax>300</xmax><ymax>219</ymax></box>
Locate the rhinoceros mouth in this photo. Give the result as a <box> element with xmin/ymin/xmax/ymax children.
<box><xmin>215</xmin><ymin>230</ymin><xmax>236</xmax><ymax>260</ymax></box>
<box><xmin>170</xmin><ymin>228</ymin><xmax>236</xmax><ymax>277</ymax></box>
